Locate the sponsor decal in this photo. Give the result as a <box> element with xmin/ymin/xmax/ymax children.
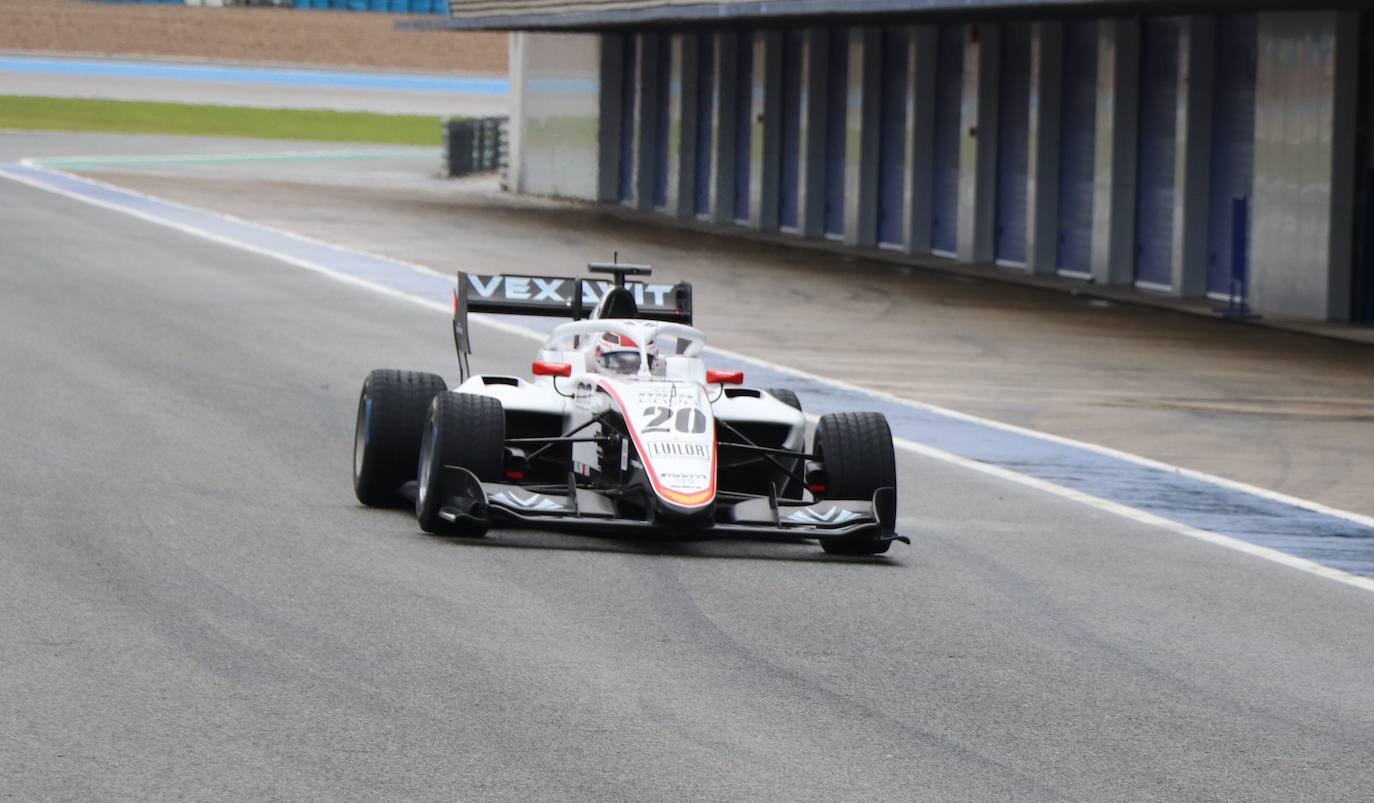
<box><xmin>786</xmin><ymin>506</ymin><xmax>862</xmax><ymax>525</ymax></box>
<box><xmin>648</xmin><ymin>441</ymin><xmax>710</xmax><ymax>460</ymax></box>
<box><xmin>582</xmin><ymin>280</ymin><xmax>676</xmax><ymax>308</ymax></box>
<box><xmin>491</xmin><ymin>491</ymin><xmax>566</xmax><ymax>512</ymax></box>
<box><xmin>658</xmin><ymin>471</ymin><xmax>710</xmax><ymax>484</ymax></box>
<box><xmin>630</xmin><ymin>381</ymin><xmax>704</xmax><ymax>409</ymax></box>
<box><xmin>467</xmin><ymin>273</ymin><xmax>566</xmax><ymax>302</ymax></box>
<box><xmin>464</xmin><ymin>274</ymin><xmax>678</xmax><ymax>310</ymax></box>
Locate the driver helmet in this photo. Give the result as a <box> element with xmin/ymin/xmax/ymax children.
<box><xmin>593</xmin><ymin>331</ymin><xmax>657</xmax><ymax>375</ymax></box>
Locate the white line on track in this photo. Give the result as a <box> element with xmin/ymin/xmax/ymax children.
<box><xmin>4</xmin><ymin>161</ymin><xmax>1372</xmax><ymax>595</ymax></box>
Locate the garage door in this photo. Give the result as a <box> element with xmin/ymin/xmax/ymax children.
<box><xmin>995</xmin><ymin>22</ymin><xmax>1032</xmax><ymax>266</ymax></box>
<box><xmin>779</xmin><ymin>30</ymin><xmax>804</xmax><ymax>230</ymax></box>
<box><xmin>1207</xmin><ymin>14</ymin><xmax>1257</xmax><ymax>298</ymax></box>
<box><xmin>878</xmin><ymin>28</ymin><xmax>910</xmax><ymax>247</ymax></box>
<box><xmin>1134</xmin><ymin>17</ymin><xmax>1182</xmax><ymax>289</ymax></box>
<box><xmin>931</xmin><ymin>24</ymin><xmax>964</xmax><ymax>255</ymax></box>
<box><xmin>824</xmin><ymin>29</ymin><xmax>848</xmax><ymax>237</ymax></box>
<box><xmin>694</xmin><ymin>32</ymin><xmax>715</xmax><ymax>217</ymax></box>
<box><xmin>652</xmin><ymin>34</ymin><xmax>671</xmax><ymax>209</ymax></box>
<box><xmin>618</xmin><ymin>35</ymin><xmax>637</xmax><ymax>203</ymax></box>
<box><xmin>1057</xmin><ymin>20</ymin><xmax>1097</xmax><ymax>276</ymax></box>
<box><xmin>733</xmin><ymin>31</ymin><xmax>754</xmax><ymax>223</ymax></box>
<box><xmin>1364</xmin><ymin>177</ymin><xmax>1374</xmax><ymax>321</ymax></box>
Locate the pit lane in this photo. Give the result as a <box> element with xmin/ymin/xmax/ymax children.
<box><xmin>3</xmin><ymin>133</ymin><xmax>1374</xmax><ymax>800</ymax></box>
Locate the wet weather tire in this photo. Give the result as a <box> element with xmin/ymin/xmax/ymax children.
<box><xmin>765</xmin><ymin>388</ymin><xmax>805</xmax><ymax>499</ymax></box>
<box><xmin>767</xmin><ymin>388</ymin><xmax>802</xmax><ymax>412</ymax></box>
<box><xmin>353</xmin><ymin>369</ymin><xmax>447</xmax><ymax>508</ymax></box>
<box><xmin>812</xmin><ymin>412</ymin><xmax>897</xmax><ymax>556</ymax></box>
<box><xmin>416</xmin><ymin>392</ymin><xmax>505</xmax><ymax>536</ymax></box>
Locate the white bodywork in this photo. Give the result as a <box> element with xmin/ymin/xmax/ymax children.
<box><xmin>451</xmin><ymin>318</ymin><xmax>805</xmax><ymax>513</ymax></box>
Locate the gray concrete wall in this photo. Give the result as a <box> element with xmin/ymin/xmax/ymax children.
<box><xmin>509</xmin><ymin>32</ymin><xmax>603</xmax><ymax>200</ymax></box>
<box><xmin>749</xmin><ymin>30</ymin><xmax>784</xmax><ymax>231</ymax></box>
<box><xmin>1090</xmin><ymin>18</ymin><xmax>1139</xmax><ymax>286</ymax></box>
<box><xmin>1172</xmin><ymin>15</ymin><xmax>1214</xmax><ymax>298</ymax></box>
<box><xmin>843</xmin><ymin>27</ymin><xmax>882</xmax><ymax>248</ymax></box>
<box><xmin>796</xmin><ymin>28</ymin><xmax>830</xmax><ymax>239</ymax></box>
<box><xmin>957</xmin><ymin>22</ymin><xmax>999</xmax><ymax>263</ymax></box>
<box><xmin>903</xmin><ymin>25</ymin><xmax>937</xmax><ymax>256</ymax></box>
<box><xmin>1251</xmin><ymin>11</ymin><xmax>1358</xmax><ymax>321</ymax></box>
<box><xmin>662</xmin><ymin>33</ymin><xmax>697</xmax><ymax>218</ymax></box>
<box><xmin>711</xmin><ymin>31</ymin><xmax>739</xmax><ymax>224</ymax></box>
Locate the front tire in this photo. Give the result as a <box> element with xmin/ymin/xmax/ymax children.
<box><xmin>812</xmin><ymin>412</ymin><xmax>897</xmax><ymax>556</ymax></box>
<box><xmin>416</xmin><ymin>392</ymin><xmax>505</xmax><ymax>536</ymax></box>
<box><xmin>353</xmin><ymin>369</ymin><xmax>447</xmax><ymax>507</ymax></box>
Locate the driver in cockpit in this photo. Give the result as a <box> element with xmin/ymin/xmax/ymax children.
<box><xmin>592</xmin><ymin>331</ymin><xmax>658</xmax><ymax>376</ymax></box>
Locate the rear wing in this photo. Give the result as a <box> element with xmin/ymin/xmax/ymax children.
<box><xmin>452</xmin><ymin>268</ymin><xmax>693</xmax><ymax>357</ymax></box>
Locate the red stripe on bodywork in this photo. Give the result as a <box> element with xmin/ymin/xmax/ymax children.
<box><xmin>594</xmin><ymin>378</ymin><xmax>717</xmax><ymax>510</ymax></box>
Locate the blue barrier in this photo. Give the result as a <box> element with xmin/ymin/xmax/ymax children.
<box><xmin>92</xmin><ymin>0</ymin><xmax>447</xmax><ymax>13</ymax></box>
<box><xmin>1223</xmin><ymin>196</ymin><xmax>1256</xmax><ymax>319</ymax></box>
<box><xmin>0</xmin><ymin>56</ymin><xmax>510</xmax><ymax>95</ymax></box>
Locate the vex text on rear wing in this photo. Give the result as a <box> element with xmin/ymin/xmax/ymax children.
<box><xmin>452</xmin><ymin>266</ymin><xmax>693</xmax><ymax>356</ymax></box>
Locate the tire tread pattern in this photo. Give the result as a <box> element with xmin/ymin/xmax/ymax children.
<box><xmin>766</xmin><ymin>388</ymin><xmax>802</xmax><ymax>412</ymax></box>
<box><xmin>354</xmin><ymin>369</ymin><xmax>447</xmax><ymax>507</ymax></box>
<box><xmin>814</xmin><ymin>411</ymin><xmax>897</xmax><ymax>555</ymax></box>
<box><xmin>416</xmin><ymin>392</ymin><xmax>505</xmax><ymax>535</ymax></box>
<box><xmin>430</xmin><ymin>392</ymin><xmax>505</xmax><ymax>482</ymax></box>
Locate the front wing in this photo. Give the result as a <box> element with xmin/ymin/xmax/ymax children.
<box><xmin>429</xmin><ymin>466</ymin><xmax>907</xmax><ymax>545</ymax></box>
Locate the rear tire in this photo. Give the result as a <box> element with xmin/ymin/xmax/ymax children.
<box><xmin>812</xmin><ymin>412</ymin><xmax>897</xmax><ymax>556</ymax></box>
<box><xmin>353</xmin><ymin>369</ymin><xmax>447</xmax><ymax>508</ymax></box>
<box><xmin>416</xmin><ymin>393</ymin><xmax>505</xmax><ymax>536</ymax></box>
<box><xmin>766</xmin><ymin>388</ymin><xmax>802</xmax><ymax>412</ymax></box>
<box><xmin>765</xmin><ymin>388</ymin><xmax>804</xmax><ymax>499</ymax></box>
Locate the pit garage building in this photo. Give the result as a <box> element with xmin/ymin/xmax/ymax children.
<box><xmin>426</xmin><ymin>1</ymin><xmax>1374</xmax><ymax>324</ymax></box>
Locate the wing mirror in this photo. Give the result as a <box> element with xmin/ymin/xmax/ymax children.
<box><xmin>706</xmin><ymin>369</ymin><xmax>744</xmax><ymax>385</ymax></box>
<box><xmin>532</xmin><ymin>361</ymin><xmax>572</xmax><ymax>377</ymax></box>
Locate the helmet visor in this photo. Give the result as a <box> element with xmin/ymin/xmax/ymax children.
<box><xmin>600</xmin><ymin>350</ymin><xmax>642</xmax><ymax>374</ymax></box>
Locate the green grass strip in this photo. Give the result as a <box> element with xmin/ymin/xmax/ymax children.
<box><xmin>0</xmin><ymin>96</ymin><xmax>443</xmax><ymax>145</ymax></box>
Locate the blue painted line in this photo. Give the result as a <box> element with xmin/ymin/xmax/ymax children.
<box><xmin>708</xmin><ymin>360</ymin><xmax>1374</xmax><ymax>577</ymax></box>
<box><xmin>525</xmin><ymin>77</ymin><xmax>600</xmax><ymax>95</ymax></box>
<box><xmin>0</xmin><ymin>56</ymin><xmax>508</xmax><ymax>96</ymax></box>
<box><xmin>4</xmin><ymin>160</ymin><xmax>1373</xmax><ymax>580</ymax></box>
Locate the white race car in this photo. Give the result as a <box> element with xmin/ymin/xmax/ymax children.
<box><xmin>352</xmin><ymin>263</ymin><xmax>905</xmax><ymax>555</ymax></box>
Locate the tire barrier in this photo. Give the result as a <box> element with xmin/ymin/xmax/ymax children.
<box><xmin>442</xmin><ymin>116</ymin><xmax>506</xmax><ymax>178</ymax></box>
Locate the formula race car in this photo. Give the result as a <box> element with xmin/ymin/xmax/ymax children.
<box><xmin>352</xmin><ymin>262</ymin><xmax>906</xmax><ymax>555</ymax></box>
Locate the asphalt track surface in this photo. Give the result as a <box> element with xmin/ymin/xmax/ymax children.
<box><xmin>4</xmin><ymin>179</ymin><xmax>1374</xmax><ymax>801</ymax></box>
